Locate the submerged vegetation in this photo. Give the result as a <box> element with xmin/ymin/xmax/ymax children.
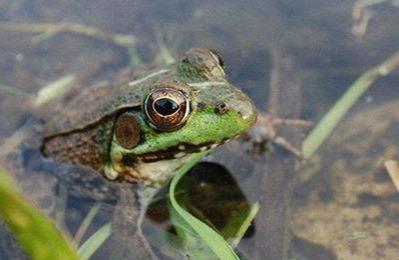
<box><xmin>0</xmin><ymin>167</ymin><xmax>78</xmax><ymax>260</ymax></box>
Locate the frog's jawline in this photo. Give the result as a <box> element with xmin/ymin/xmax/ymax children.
<box><xmin>130</xmin><ymin>139</ymin><xmax>231</xmax><ymax>163</ymax></box>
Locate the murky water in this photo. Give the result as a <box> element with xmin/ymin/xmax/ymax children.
<box><xmin>0</xmin><ymin>0</ymin><xmax>399</xmax><ymax>259</ymax></box>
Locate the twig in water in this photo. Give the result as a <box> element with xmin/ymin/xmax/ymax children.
<box><xmin>0</xmin><ymin>83</ymin><xmax>30</xmax><ymax>97</ymax></box>
<box><xmin>352</xmin><ymin>0</ymin><xmax>398</xmax><ymax>37</ymax></box>
<box><xmin>0</xmin><ymin>22</ymin><xmax>135</xmax><ymax>48</ymax></box>
<box><xmin>384</xmin><ymin>160</ymin><xmax>399</xmax><ymax>192</ymax></box>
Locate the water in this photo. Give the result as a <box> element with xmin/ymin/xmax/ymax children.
<box><xmin>0</xmin><ymin>0</ymin><xmax>399</xmax><ymax>259</ymax></box>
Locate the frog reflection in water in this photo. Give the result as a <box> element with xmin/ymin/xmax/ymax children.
<box><xmin>42</xmin><ymin>48</ymin><xmax>257</xmax><ymax>258</ymax></box>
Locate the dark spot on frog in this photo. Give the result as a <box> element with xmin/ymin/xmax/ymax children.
<box><xmin>181</xmin><ymin>57</ymin><xmax>188</xmax><ymax>64</ymax></box>
<box><xmin>121</xmin><ymin>155</ymin><xmax>137</xmax><ymax>166</ymax></box>
<box><xmin>197</xmin><ymin>101</ymin><xmax>207</xmax><ymax>110</ymax></box>
<box><xmin>214</xmin><ymin>101</ymin><xmax>229</xmax><ymax>114</ymax></box>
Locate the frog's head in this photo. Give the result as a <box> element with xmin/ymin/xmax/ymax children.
<box><xmin>108</xmin><ymin>48</ymin><xmax>257</xmax><ymax>185</ymax></box>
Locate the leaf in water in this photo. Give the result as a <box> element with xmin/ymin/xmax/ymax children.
<box><xmin>168</xmin><ymin>152</ymin><xmax>240</xmax><ymax>260</ymax></box>
<box><xmin>0</xmin><ymin>167</ymin><xmax>78</xmax><ymax>260</ymax></box>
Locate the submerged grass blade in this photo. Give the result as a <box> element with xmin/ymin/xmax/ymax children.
<box><xmin>74</xmin><ymin>202</ymin><xmax>102</xmax><ymax>245</ymax></box>
<box><xmin>0</xmin><ymin>83</ymin><xmax>31</xmax><ymax>96</ymax></box>
<box><xmin>0</xmin><ymin>22</ymin><xmax>136</xmax><ymax>48</ymax></box>
<box><xmin>302</xmin><ymin>49</ymin><xmax>399</xmax><ymax>159</ymax></box>
<box><xmin>34</xmin><ymin>74</ymin><xmax>76</xmax><ymax>107</ymax></box>
<box><xmin>169</xmin><ymin>204</ymin><xmax>216</xmax><ymax>260</ymax></box>
<box><xmin>143</xmin><ymin>221</ymin><xmax>187</xmax><ymax>260</ymax></box>
<box><xmin>168</xmin><ymin>152</ymin><xmax>240</xmax><ymax>260</ymax></box>
<box><xmin>0</xmin><ymin>167</ymin><xmax>78</xmax><ymax>260</ymax></box>
<box><xmin>77</xmin><ymin>222</ymin><xmax>112</xmax><ymax>260</ymax></box>
<box><xmin>221</xmin><ymin>202</ymin><xmax>259</xmax><ymax>249</ymax></box>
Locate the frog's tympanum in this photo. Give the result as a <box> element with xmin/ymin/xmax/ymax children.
<box><xmin>42</xmin><ymin>48</ymin><xmax>257</xmax><ymax>187</ymax></box>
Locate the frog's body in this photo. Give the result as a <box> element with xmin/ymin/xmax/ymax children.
<box><xmin>42</xmin><ymin>48</ymin><xmax>257</xmax><ymax>187</ymax></box>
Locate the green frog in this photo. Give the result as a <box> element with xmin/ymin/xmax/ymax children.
<box><xmin>42</xmin><ymin>48</ymin><xmax>256</xmax><ymax>186</ymax></box>
<box><xmin>40</xmin><ymin>48</ymin><xmax>257</xmax><ymax>258</ymax></box>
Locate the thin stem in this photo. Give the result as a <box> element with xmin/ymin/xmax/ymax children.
<box><xmin>0</xmin><ymin>22</ymin><xmax>135</xmax><ymax>47</ymax></box>
<box><xmin>73</xmin><ymin>203</ymin><xmax>101</xmax><ymax>246</ymax></box>
<box><xmin>0</xmin><ymin>83</ymin><xmax>30</xmax><ymax>96</ymax></box>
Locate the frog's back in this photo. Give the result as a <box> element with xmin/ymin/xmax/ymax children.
<box><xmin>43</xmin><ymin>69</ymin><xmax>174</xmax><ymax>138</ymax></box>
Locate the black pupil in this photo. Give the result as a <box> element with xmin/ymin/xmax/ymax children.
<box><xmin>154</xmin><ymin>98</ymin><xmax>179</xmax><ymax>116</ymax></box>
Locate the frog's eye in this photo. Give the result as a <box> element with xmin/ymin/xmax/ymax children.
<box><xmin>144</xmin><ymin>88</ymin><xmax>190</xmax><ymax>131</ymax></box>
<box><xmin>180</xmin><ymin>48</ymin><xmax>226</xmax><ymax>79</ymax></box>
<box><xmin>209</xmin><ymin>49</ymin><xmax>225</xmax><ymax>68</ymax></box>
<box><xmin>114</xmin><ymin>113</ymin><xmax>141</xmax><ymax>149</ymax></box>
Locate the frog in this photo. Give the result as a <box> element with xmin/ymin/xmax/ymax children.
<box><xmin>40</xmin><ymin>48</ymin><xmax>257</xmax><ymax>258</ymax></box>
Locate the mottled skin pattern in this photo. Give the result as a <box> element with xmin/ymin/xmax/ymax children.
<box><xmin>42</xmin><ymin>48</ymin><xmax>257</xmax><ymax>186</ymax></box>
<box><xmin>43</xmin><ymin>117</ymin><xmax>113</xmax><ymax>173</ymax></box>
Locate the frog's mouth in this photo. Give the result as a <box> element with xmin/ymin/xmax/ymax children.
<box><xmin>134</xmin><ymin>139</ymin><xmax>231</xmax><ymax>163</ymax></box>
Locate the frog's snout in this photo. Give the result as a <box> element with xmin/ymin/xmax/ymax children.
<box><xmin>232</xmin><ymin>89</ymin><xmax>258</xmax><ymax>128</ymax></box>
<box><xmin>212</xmin><ymin>86</ymin><xmax>258</xmax><ymax>130</ymax></box>
<box><xmin>240</xmin><ymin>98</ymin><xmax>258</xmax><ymax>127</ymax></box>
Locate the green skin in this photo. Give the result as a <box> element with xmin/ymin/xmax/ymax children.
<box><xmin>43</xmin><ymin>48</ymin><xmax>257</xmax><ymax>187</ymax></box>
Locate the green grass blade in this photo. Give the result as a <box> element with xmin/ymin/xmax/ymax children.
<box><xmin>0</xmin><ymin>167</ymin><xmax>78</xmax><ymax>260</ymax></box>
<box><xmin>169</xmin><ymin>204</ymin><xmax>216</xmax><ymax>260</ymax></box>
<box><xmin>168</xmin><ymin>152</ymin><xmax>240</xmax><ymax>260</ymax></box>
<box><xmin>77</xmin><ymin>222</ymin><xmax>112</xmax><ymax>260</ymax></box>
<box><xmin>221</xmin><ymin>202</ymin><xmax>259</xmax><ymax>248</ymax></box>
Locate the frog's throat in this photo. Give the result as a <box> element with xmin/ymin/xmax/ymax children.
<box><xmin>106</xmin><ymin>137</ymin><xmax>237</xmax><ymax>184</ymax></box>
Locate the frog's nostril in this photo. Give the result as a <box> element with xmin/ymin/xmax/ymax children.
<box><xmin>214</xmin><ymin>101</ymin><xmax>229</xmax><ymax>114</ymax></box>
<box><xmin>238</xmin><ymin>99</ymin><xmax>257</xmax><ymax>125</ymax></box>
